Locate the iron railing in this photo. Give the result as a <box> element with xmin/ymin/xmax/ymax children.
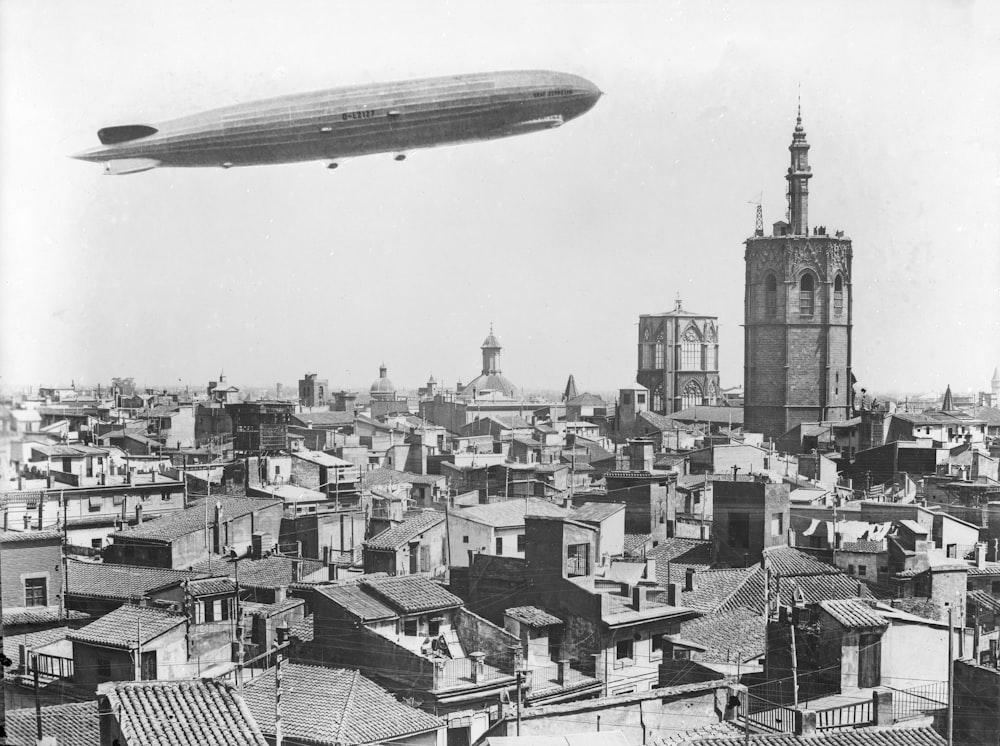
<box><xmin>890</xmin><ymin>682</ymin><xmax>948</xmax><ymax>723</ymax></box>
<box><xmin>816</xmin><ymin>698</ymin><xmax>874</xmax><ymax>731</ymax></box>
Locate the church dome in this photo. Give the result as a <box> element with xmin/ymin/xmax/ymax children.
<box><xmin>370</xmin><ymin>364</ymin><xmax>396</xmax><ymax>400</ymax></box>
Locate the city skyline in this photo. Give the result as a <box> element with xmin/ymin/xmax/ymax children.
<box><xmin>2</xmin><ymin>1</ymin><xmax>998</xmax><ymax>396</ymax></box>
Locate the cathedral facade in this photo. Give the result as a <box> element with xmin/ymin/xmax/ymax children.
<box><xmin>743</xmin><ymin>112</ymin><xmax>853</xmax><ymax>440</ymax></box>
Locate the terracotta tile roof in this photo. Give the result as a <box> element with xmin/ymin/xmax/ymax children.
<box><xmin>361</xmin><ymin>466</ymin><xmax>418</xmax><ymax>490</ymax></box>
<box><xmin>288</xmin><ymin>613</ymin><xmax>314</xmax><ymax>642</ymax></box>
<box><xmin>317</xmin><ymin>584</ymin><xmax>398</xmax><ymax>621</ymax></box>
<box><xmin>290</xmin><ymin>411</ymin><xmax>356</xmax><ymax>428</ymax></box>
<box><xmin>190</xmin><ymin>555</ymin><xmax>327</xmax><ymax>589</ymax></box>
<box><xmin>719</xmin><ymin>567</ymin><xmax>871</xmax><ymax>615</ymax></box>
<box><xmin>839</xmin><ymin>540</ymin><xmax>885</xmax><ymax>553</ymax></box>
<box><xmin>676</xmin><ymin>568</ymin><xmax>757</xmax><ymax>613</ymax></box>
<box><xmin>364</xmin><ymin>511</ymin><xmax>445</xmax><ymax>550</ymax></box>
<box><xmin>623</xmin><ymin>534</ymin><xmax>654</xmax><ymax>556</ymax></box>
<box><xmin>505</xmin><ymin>606</ymin><xmax>562</xmax><ymax>628</ymax></box>
<box><xmin>67</xmin><ymin>560</ymin><xmax>203</xmax><ymax>600</ymax></box>
<box><xmin>820</xmin><ymin>599</ymin><xmax>889</xmax><ymax>629</ymax></box>
<box><xmin>966</xmin><ymin>562</ymin><xmax>1000</xmax><ymax>576</ymax></box>
<box><xmin>186</xmin><ymin>576</ymin><xmax>238</xmax><ymax>596</ymax></box>
<box><xmin>573</xmin><ymin>502</ymin><xmax>625</xmax><ymax>522</ymax></box>
<box><xmin>763</xmin><ymin>546</ymin><xmax>842</xmax><ymax>576</ymax></box>
<box><xmin>362</xmin><ymin>575</ymin><xmax>463</xmax><ymax>614</ymax></box>
<box><xmin>68</xmin><ymin>605</ymin><xmax>185</xmax><ymax>649</ymax></box>
<box><xmin>242</xmin><ymin>664</ymin><xmax>444</xmax><ymax>745</ymax></box>
<box><xmin>685</xmin><ymin>725</ymin><xmax>945</xmax><ymax>745</ymax></box>
<box><xmin>113</xmin><ymin>496</ymin><xmax>281</xmax><ymax>542</ymax></box>
<box><xmin>1</xmin><ymin>607</ymin><xmax>90</xmax><ymax>626</ymax></box>
<box><xmin>453</xmin><ymin>498</ymin><xmax>569</xmax><ymax>528</ymax></box>
<box><xmin>649</xmin><ymin>538</ymin><xmax>713</xmax><ymax>579</ymax></box>
<box><xmin>677</xmin><ymin>608</ymin><xmax>765</xmax><ymax>664</ymax></box>
<box><xmin>5</xmin><ymin>702</ymin><xmax>98</xmax><ymax>746</ymax></box>
<box><xmin>0</xmin><ymin>529</ymin><xmax>63</xmax><ymax>543</ymax></box>
<box><xmin>105</xmin><ymin>679</ymin><xmax>268</xmax><ymax>746</ymax></box>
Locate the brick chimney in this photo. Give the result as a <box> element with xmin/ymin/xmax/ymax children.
<box><xmin>975</xmin><ymin>542</ymin><xmax>987</xmax><ymax>570</ymax></box>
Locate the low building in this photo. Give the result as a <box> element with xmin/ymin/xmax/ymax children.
<box><xmin>363</xmin><ymin>510</ymin><xmax>448</xmax><ymax>577</ymax></box>
<box><xmin>447</xmin><ymin>497</ymin><xmax>570</xmax><ymax>567</ymax></box>
<box><xmin>0</xmin><ymin>529</ymin><xmax>65</xmax><ymax>628</ymax></box>
<box><xmin>104</xmin><ymin>496</ymin><xmax>284</xmax><ymax>568</ymax></box>
<box><xmin>304</xmin><ymin>574</ymin><xmax>520</xmax><ymax>721</ymax></box>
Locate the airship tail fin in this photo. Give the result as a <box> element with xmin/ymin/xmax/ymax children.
<box><xmin>97</xmin><ymin>124</ymin><xmax>158</xmax><ymax>145</ymax></box>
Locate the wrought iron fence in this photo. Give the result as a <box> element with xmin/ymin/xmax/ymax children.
<box><xmin>745</xmin><ymin>692</ymin><xmax>796</xmax><ymax>734</ymax></box>
<box><xmin>890</xmin><ymin>681</ymin><xmax>948</xmax><ymax>723</ymax></box>
<box><xmin>816</xmin><ymin>698</ymin><xmax>873</xmax><ymax>731</ymax></box>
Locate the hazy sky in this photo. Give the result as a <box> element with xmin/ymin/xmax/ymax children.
<box><xmin>2</xmin><ymin>0</ymin><xmax>998</xmax><ymax>399</ymax></box>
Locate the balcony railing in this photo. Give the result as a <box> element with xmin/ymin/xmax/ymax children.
<box><xmin>526</xmin><ymin>660</ymin><xmax>593</xmax><ymax>693</ymax></box>
<box><xmin>890</xmin><ymin>682</ymin><xmax>947</xmax><ymax>723</ymax></box>
<box><xmin>432</xmin><ymin>653</ymin><xmax>514</xmax><ymax>692</ymax></box>
<box><xmin>816</xmin><ymin>698</ymin><xmax>873</xmax><ymax>732</ymax></box>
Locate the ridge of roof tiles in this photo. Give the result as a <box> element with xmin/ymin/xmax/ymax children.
<box><xmin>505</xmin><ymin>605</ymin><xmax>562</xmax><ymax>627</ymax></box>
<box><xmin>361</xmin><ymin>575</ymin><xmax>463</xmax><ymax>614</ymax></box>
<box><xmin>105</xmin><ymin>679</ymin><xmax>268</xmax><ymax>746</ymax></box>
<box><xmin>820</xmin><ymin>599</ymin><xmax>889</xmax><ymax>629</ymax></box>
<box><xmin>67</xmin><ymin>560</ymin><xmax>205</xmax><ymax>600</ymax></box>
<box><xmin>316</xmin><ymin>584</ymin><xmax>398</xmax><ymax>622</ymax></box>
<box><xmin>677</xmin><ymin>607</ymin><xmax>765</xmax><ymax>664</ymax></box>
<box><xmin>68</xmin><ymin>604</ymin><xmax>186</xmax><ymax>649</ymax></box>
<box><xmin>243</xmin><ymin>664</ymin><xmax>444</xmax><ymax>745</ymax></box>
<box><xmin>190</xmin><ymin>555</ymin><xmax>327</xmax><ymax>589</ymax></box>
<box><xmin>112</xmin><ymin>496</ymin><xmax>281</xmax><ymax>542</ymax></box>
<box><xmin>0</xmin><ymin>529</ymin><xmax>64</xmax><ymax>543</ymax></box>
<box><xmin>364</xmin><ymin>510</ymin><xmax>446</xmax><ymax>549</ymax></box>
<box><xmin>685</xmin><ymin>725</ymin><xmax>945</xmax><ymax>745</ymax></box>
<box><xmin>4</xmin><ymin>702</ymin><xmax>98</xmax><ymax>746</ymax></box>
<box><xmin>454</xmin><ymin>497</ymin><xmax>569</xmax><ymax>528</ymax></box>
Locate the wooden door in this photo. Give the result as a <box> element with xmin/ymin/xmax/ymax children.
<box><xmin>858</xmin><ymin>633</ymin><xmax>881</xmax><ymax>688</ymax></box>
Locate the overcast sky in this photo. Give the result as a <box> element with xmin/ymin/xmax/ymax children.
<box><xmin>1</xmin><ymin>0</ymin><xmax>998</xmax><ymax>399</ymax></box>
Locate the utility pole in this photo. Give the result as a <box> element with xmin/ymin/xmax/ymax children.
<box><xmin>33</xmin><ymin>654</ymin><xmax>42</xmax><ymax>742</ymax></box>
<box><xmin>515</xmin><ymin>669</ymin><xmax>523</xmax><ymax>735</ymax></box>
<box><xmin>60</xmin><ymin>490</ymin><xmax>68</xmax><ymax>619</ymax></box>
<box><xmin>790</xmin><ymin>616</ymin><xmax>799</xmax><ymax>709</ymax></box>
<box><xmin>947</xmin><ymin>604</ymin><xmax>954</xmax><ymax>746</ymax></box>
<box><xmin>274</xmin><ymin>622</ymin><xmax>288</xmax><ymax>746</ymax></box>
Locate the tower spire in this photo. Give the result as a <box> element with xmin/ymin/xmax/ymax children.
<box><xmin>786</xmin><ymin>104</ymin><xmax>811</xmax><ymax>235</ymax></box>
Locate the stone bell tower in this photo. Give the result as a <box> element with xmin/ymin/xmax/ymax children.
<box><xmin>744</xmin><ymin>109</ymin><xmax>853</xmax><ymax>440</ymax></box>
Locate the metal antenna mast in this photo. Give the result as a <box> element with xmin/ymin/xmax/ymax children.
<box><xmin>748</xmin><ymin>191</ymin><xmax>764</xmax><ymax>236</ymax></box>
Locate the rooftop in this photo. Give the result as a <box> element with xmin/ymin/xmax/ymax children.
<box><xmin>505</xmin><ymin>605</ymin><xmax>562</xmax><ymax>628</ymax></box>
<box><xmin>363</xmin><ymin>575</ymin><xmax>463</xmax><ymax>614</ymax></box>
<box><xmin>4</xmin><ymin>702</ymin><xmax>97</xmax><ymax>746</ymax></box>
<box><xmin>820</xmin><ymin>599</ymin><xmax>889</xmax><ymax>629</ymax></box>
<box><xmin>67</xmin><ymin>560</ymin><xmax>204</xmax><ymax>600</ymax></box>
<box><xmin>102</xmin><ymin>679</ymin><xmax>268</xmax><ymax>746</ymax></box>
<box><xmin>242</xmin><ymin>664</ymin><xmax>444</xmax><ymax>745</ymax></box>
<box><xmin>453</xmin><ymin>497</ymin><xmax>569</xmax><ymax>528</ymax></box>
<box><xmin>573</xmin><ymin>502</ymin><xmax>626</xmax><ymax>522</ymax></box>
<box><xmin>316</xmin><ymin>584</ymin><xmax>398</xmax><ymax>622</ymax></box>
<box><xmin>677</xmin><ymin>607</ymin><xmax>765</xmax><ymax>664</ymax></box>
<box><xmin>365</xmin><ymin>510</ymin><xmax>446</xmax><ymax>550</ymax></box>
<box><xmin>68</xmin><ymin>604</ymin><xmax>185</xmax><ymax>649</ymax></box>
<box><xmin>687</xmin><ymin>725</ymin><xmax>945</xmax><ymax>745</ymax></box>
<box><xmin>113</xmin><ymin>496</ymin><xmax>281</xmax><ymax>542</ymax></box>
<box><xmin>190</xmin><ymin>555</ymin><xmax>327</xmax><ymax>589</ymax></box>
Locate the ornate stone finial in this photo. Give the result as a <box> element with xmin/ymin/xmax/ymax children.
<box><xmin>675</xmin><ymin>293</ymin><xmax>683</xmax><ymax>312</ymax></box>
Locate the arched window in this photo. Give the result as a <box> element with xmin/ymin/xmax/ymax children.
<box><xmin>707</xmin><ymin>381</ymin><xmax>718</xmax><ymax>405</ymax></box>
<box><xmin>834</xmin><ymin>274</ymin><xmax>844</xmax><ymax>316</ymax></box>
<box><xmin>654</xmin><ymin>334</ymin><xmax>665</xmax><ymax>369</ymax></box>
<box><xmin>764</xmin><ymin>274</ymin><xmax>777</xmax><ymax>317</ymax></box>
<box><xmin>652</xmin><ymin>384</ymin><xmax>664</xmax><ymax>413</ymax></box>
<box><xmin>682</xmin><ymin>380</ymin><xmax>703</xmax><ymax>410</ymax></box>
<box><xmin>799</xmin><ymin>273</ymin><xmax>815</xmax><ymax>316</ymax></box>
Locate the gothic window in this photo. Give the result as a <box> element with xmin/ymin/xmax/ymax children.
<box><xmin>834</xmin><ymin>275</ymin><xmax>844</xmax><ymax>316</ymax></box>
<box><xmin>799</xmin><ymin>273</ymin><xmax>815</xmax><ymax>316</ymax></box>
<box><xmin>652</xmin><ymin>384</ymin><xmax>664</xmax><ymax>413</ymax></box>
<box><xmin>765</xmin><ymin>274</ymin><xmax>777</xmax><ymax>317</ymax></box>
<box><xmin>654</xmin><ymin>335</ymin><xmax>665</xmax><ymax>369</ymax></box>
<box><xmin>641</xmin><ymin>345</ymin><xmax>653</xmax><ymax>369</ymax></box>
<box><xmin>706</xmin><ymin>345</ymin><xmax>718</xmax><ymax>371</ymax></box>
<box><xmin>707</xmin><ymin>381</ymin><xmax>718</xmax><ymax>405</ymax></box>
<box><xmin>682</xmin><ymin>380</ymin><xmax>703</xmax><ymax>409</ymax></box>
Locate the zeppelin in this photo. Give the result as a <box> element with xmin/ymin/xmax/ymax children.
<box><xmin>71</xmin><ymin>70</ymin><xmax>603</xmax><ymax>175</ymax></box>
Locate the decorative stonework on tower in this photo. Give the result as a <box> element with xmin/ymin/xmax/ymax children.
<box><xmin>743</xmin><ymin>112</ymin><xmax>853</xmax><ymax>440</ymax></box>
